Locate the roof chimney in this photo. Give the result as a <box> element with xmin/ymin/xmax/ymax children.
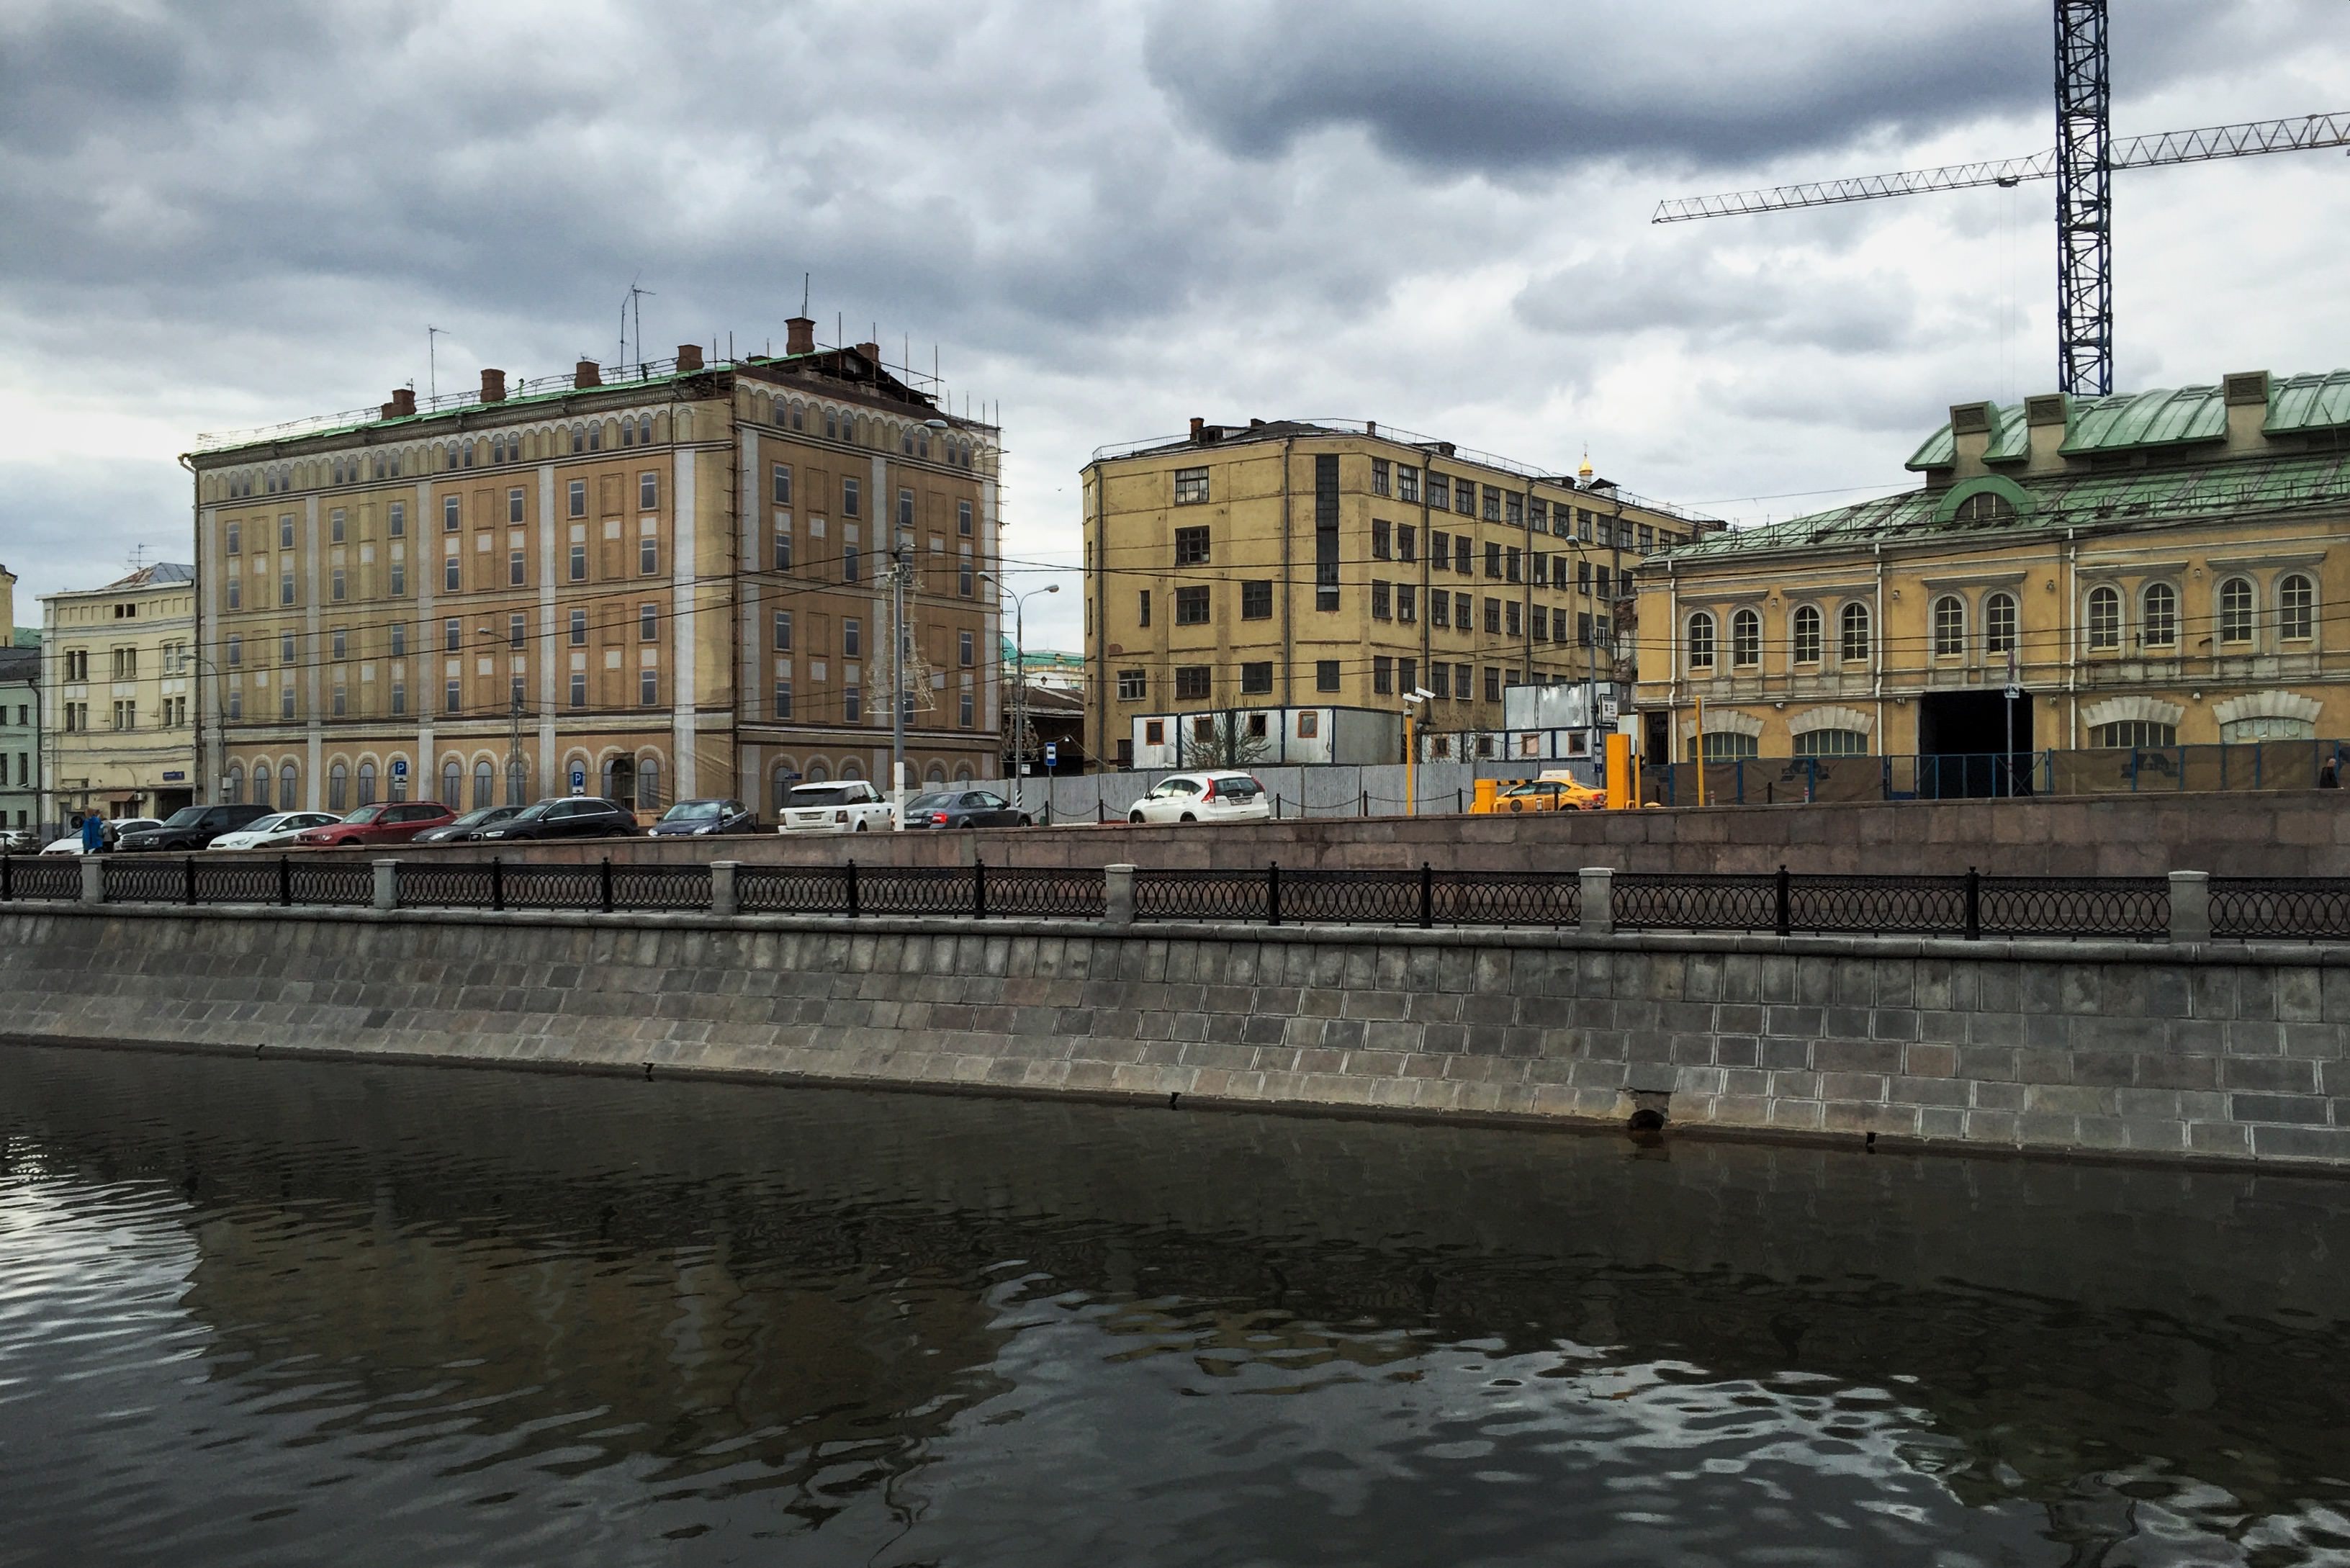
<box><xmin>1366</xmin><ymin>420</ymin><xmax>1377</xmax><ymax>436</ymax></box>
<box><xmin>676</xmin><ymin>343</ymin><xmax>703</xmax><ymax>373</ymax></box>
<box><xmin>479</xmin><ymin>367</ymin><xmax>506</xmax><ymax>402</ymax></box>
<box><xmin>855</xmin><ymin>341</ymin><xmax>881</xmax><ymax>366</ymax></box>
<box><xmin>574</xmin><ymin>359</ymin><xmax>602</xmax><ymax>390</ymax></box>
<box><xmin>1189</xmin><ymin>417</ymin><xmax>1205</xmax><ymax>442</ymax></box>
<box><xmin>383</xmin><ymin>387</ymin><xmax>416</xmax><ymax>419</ymax></box>
<box><xmin>785</xmin><ymin>315</ymin><xmax>815</xmax><ymax>355</ymax></box>
<box><xmin>1248</xmin><ymin>418</ymin><xmax>1265</xmax><ymax>430</ymax></box>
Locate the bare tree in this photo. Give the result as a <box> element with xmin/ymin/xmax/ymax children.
<box><xmin>1179</xmin><ymin>710</ymin><xmax>1272</xmax><ymax>770</ymax></box>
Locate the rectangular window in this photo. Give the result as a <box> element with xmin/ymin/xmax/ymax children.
<box><xmin>958</xmin><ymin>629</ymin><xmax>975</xmax><ymax>667</ymax></box>
<box><xmin>1397</xmin><ymin>583</ymin><xmax>1417</xmax><ymax>623</ymax></box>
<box><xmin>330</xmin><ymin>508</ymin><xmax>346</xmax><ymax>544</ymax></box>
<box><xmin>1532</xmin><ymin>554</ymin><xmax>1548</xmax><ymax>587</ymax></box>
<box><xmin>1577</xmin><ymin>611</ymin><xmax>1593</xmax><ymax>648</ymax></box>
<box><xmin>1485</xmin><ymin>541</ymin><xmax>1503</xmax><ymax>579</ymax></box>
<box><xmin>1398</xmin><ymin>657</ymin><xmax>1417</xmax><ymax>695</ymax></box>
<box><xmin>1315</xmin><ymin>453</ymin><xmax>1340</xmax><ymax>610</ymax></box>
<box><xmin>1174</xmin><ymin>585</ymin><xmax>1210</xmax><ymax>624</ymax></box>
<box><xmin>639</xmin><ymin>669</ymin><xmax>657</xmax><ymax>706</ymax></box>
<box><xmin>390</xmin><ymin>623</ymin><xmax>406</xmax><ymax>657</ymax></box>
<box><xmin>639</xmin><ymin>472</ymin><xmax>658</xmax><ymax>510</ymax></box>
<box><xmin>568</xmin><ymin>480</ymin><xmax>585</xmax><ymax>518</ymax></box>
<box><xmin>330</xmin><ymin>567</ymin><xmax>346</xmax><ymax>602</ymax></box>
<box><xmin>772</xmin><ymin>610</ymin><xmax>793</xmax><ymax>652</ymax></box>
<box><xmin>444</xmin><ymin>557</ymin><xmax>460</xmax><ymax>592</ymax></box>
<box><xmin>1484</xmin><ymin>598</ymin><xmax>1502</xmax><ymax>634</ymax></box>
<box><xmin>1315</xmin><ymin>659</ymin><xmax>1340</xmax><ymax>693</ymax></box>
<box><xmin>570</xmin><ymin>672</ymin><xmax>587</xmax><ymax>708</ymax></box>
<box><xmin>958</xmin><ymin>559</ymin><xmax>974</xmax><ymax>597</ymax></box>
<box><xmin>276</xmin><ymin>572</ymin><xmax>293</xmax><ymax>605</ymax></box>
<box><xmin>1457</xmin><ymin>479</ymin><xmax>1476</xmax><ymax>515</ymax></box>
<box><xmin>1431</xmin><ymin>592</ymin><xmax>1450</xmax><ymax>628</ymax></box>
<box><xmin>639</xmin><ymin>535</ymin><xmax>657</xmax><ymax>575</ymax></box>
<box><xmin>568</xmin><ymin>544</ymin><xmax>586</xmax><ymax>582</ymax></box>
<box><xmin>638</xmin><ymin>603</ymin><xmax>658</xmax><ymax>643</ymax></box>
<box><xmin>1398</xmin><ymin>523</ymin><xmax>1416</xmax><ymax>563</ymax></box>
<box><xmin>331</xmin><ymin>684</ymin><xmax>346</xmax><ymax>717</ymax></box>
<box><xmin>280</xmin><ymin>631</ymin><xmax>296</xmax><ymax>664</ymax></box>
<box><xmin>773</xmin><ymin>522</ymin><xmax>793</xmax><ymax>572</ymax></box>
<box><xmin>443</xmin><ymin>495</ymin><xmax>460</xmax><ymax>532</ymax></box>
<box><xmin>897</xmin><ymin>487</ymin><xmax>913</xmax><ymax>528</ymax></box>
<box><xmin>1174</xmin><ymin>526</ymin><xmax>1210</xmax><ymax>565</ymax></box>
<box><xmin>1505</xmin><ymin>493</ymin><xmax>1523</xmax><ymax>527</ymax></box>
<box><xmin>1138</xmin><ymin>590</ymin><xmax>1151</xmax><ymax>627</ymax></box>
<box><xmin>1397</xmin><ymin>465</ymin><xmax>1419</xmax><ymax>503</ymax></box>
<box><xmin>331</xmin><ymin>627</ymin><xmax>348</xmax><ymax>660</ymax></box>
<box><xmin>1428</xmin><ymin>475</ymin><xmax>1449</xmax><ymax>513</ymax></box>
<box><xmin>1431</xmin><ymin>530</ymin><xmax>1449</xmax><ymax>571</ymax></box>
<box><xmin>1506</xmin><ymin>600</ymin><xmax>1522</xmax><ymax>636</ymax></box>
<box><xmin>1638</xmin><ymin>524</ymin><xmax>1655</xmax><ymax>553</ymax></box>
<box><xmin>1372</xmin><ymin>657</ymin><xmax>1393</xmax><ymax>695</ymax></box>
<box><xmin>508</xmin><ymin>488</ymin><xmax>525</xmax><ymax>524</ymax></box>
<box><xmin>1431</xmin><ymin>664</ymin><xmax>1450</xmax><ymax>699</ymax></box>
<box><xmin>279</xmin><ymin>514</ymin><xmax>294</xmax><ymax>548</ymax></box>
<box><xmin>1506</xmin><ymin>547</ymin><xmax>1522</xmax><ymax>583</ymax></box>
<box><xmin>1174</xmin><ymin>467</ymin><xmax>1209</xmax><ymax>505</ymax></box>
<box><xmin>958</xmin><ymin>498</ymin><xmax>973</xmax><ymax>536</ymax></box>
<box><xmin>1371</xmin><ymin>580</ymin><xmax>1392</xmax><ymax>620</ymax></box>
<box><xmin>279</xmin><ymin>687</ymin><xmax>293</xmax><ymax>720</ymax></box>
<box><xmin>772</xmin><ymin>679</ymin><xmax>792</xmax><ymax>718</ymax></box>
<box><xmin>445</xmin><ymin>679</ymin><xmax>461</xmax><ymax>714</ymax></box>
<box><xmin>506</xmin><ymin>549</ymin><xmax>524</xmax><ymax>587</ymax></box>
<box><xmin>844</xmin><ymin>618</ymin><xmax>862</xmax><ymax>658</ymax></box>
<box><xmin>769</xmin><ymin>464</ymin><xmax>793</xmax><ymax>505</ymax></box>
<box><xmin>1241</xmin><ymin>580</ymin><xmax>1272</xmax><ymax>619</ymax></box>
<box><xmin>958</xmin><ymin>689</ymin><xmax>975</xmax><ymax>728</ymax></box>
<box><xmin>1596</xmin><ymin>614</ymin><xmax>1612</xmax><ymax>648</ymax></box>
<box><xmin>841</xmin><ymin>477</ymin><xmax>860</xmax><ymax>517</ymax></box>
<box><xmin>1372</xmin><ymin>518</ymin><xmax>1392</xmax><ymax>560</ymax></box>
<box><xmin>444</xmin><ymin>618</ymin><xmax>461</xmax><ymax>652</ymax></box>
<box><xmin>844</xmin><ymin>541</ymin><xmax>860</xmax><ymax>582</ymax></box>
<box><xmin>1595</xmin><ymin>566</ymin><xmax>1611</xmax><ymax>599</ymax></box>
<box><xmin>1454</xmin><ymin>536</ymin><xmax>1471</xmax><ymax>575</ymax></box>
<box><xmin>1174</xmin><ymin>666</ymin><xmax>1211</xmax><ymax>701</ymax></box>
<box><xmin>389</xmin><ymin>562</ymin><xmax>406</xmax><ymax>596</ymax></box>
<box><xmin>225</xmin><ymin>520</ymin><xmax>241</xmax><ymax>555</ymax></box>
<box><xmin>1240</xmin><ymin>660</ymin><xmax>1273</xmax><ymax>694</ymax></box>
<box><xmin>1530</xmin><ymin>499</ymin><xmax>1547</xmax><ymax>531</ymax></box>
<box><xmin>389</xmin><ymin>502</ymin><xmax>405</xmax><ymax>538</ymax></box>
<box><xmin>1484</xmin><ymin>667</ymin><xmax>1502</xmax><ymax>703</ymax></box>
<box><xmin>1117</xmin><ymin>670</ymin><xmax>1146</xmax><ymax>701</ymax></box>
<box><xmin>565</xmin><ymin>610</ymin><xmax>585</xmax><ymax>647</ymax></box>
<box><xmin>1372</xmin><ymin>458</ymin><xmax>1390</xmax><ymax>496</ymax></box>
<box><xmin>843</xmin><ymin>684</ymin><xmax>862</xmax><ymax>723</ymax></box>
<box><xmin>391</xmin><ymin>680</ymin><xmax>406</xmax><ymax>715</ymax></box>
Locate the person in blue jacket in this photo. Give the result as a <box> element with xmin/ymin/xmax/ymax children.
<box><xmin>79</xmin><ymin>810</ymin><xmax>105</xmax><ymax>854</ymax></box>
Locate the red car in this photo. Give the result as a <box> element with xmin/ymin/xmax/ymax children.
<box><xmin>295</xmin><ymin>801</ymin><xmax>459</xmax><ymax>848</ymax></box>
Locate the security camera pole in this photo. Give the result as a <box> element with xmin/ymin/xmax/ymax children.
<box><xmin>1402</xmin><ymin>688</ymin><xmax>1433</xmax><ymax>816</ymax></box>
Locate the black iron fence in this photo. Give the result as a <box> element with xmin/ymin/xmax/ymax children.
<box><xmin>6</xmin><ymin>852</ymin><xmax>2349</xmax><ymax>942</ymax></box>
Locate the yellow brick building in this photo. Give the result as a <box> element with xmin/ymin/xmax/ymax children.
<box><xmin>1635</xmin><ymin>370</ymin><xmax>2350</xmax><ymax>779</ymax></box>
<box><xmin>1082</xmin><ymin>420</ymin><xmax>1712</xmax><ymax>769</ymax></box>
<box><xmin>41</xmin><ymin>564</ymin><xmax>200</xmax><ymax>822</ymax></box>
<box><xmin>187</xmin><ymin>323</ymin><xmax>1001</xmax><ymax>818</ymax></box>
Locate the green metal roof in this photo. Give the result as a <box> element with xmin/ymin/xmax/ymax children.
<box><xmin>2059</xmin><ymin>384</ymin><xmax>2227</xmax><ymax>454</ymax></box>
<box><xmin>1660</xmin><ymin>449</ymin><xmax>2350</xmax><ymax>568</ymax></box>
<box><xmin>1904</xmin><ymin>402</ymin><xmax>2031</xmax><ymax>470</ymax></box>
<box><xmin>2264</xmin><ymin>371</ymin><xmax>2350</xmax><ymax>434</ymax></box>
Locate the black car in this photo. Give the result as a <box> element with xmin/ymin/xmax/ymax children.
<box><xmin>649</xmin><ymin>798</ymin><xmax>758</xmax><ymax>837</ymax></box>
<box><xmin>473</xmin><ymin>796</ymin><xmax>641</xmax><ymax>842</ymax></box>
<box><xmin>117</xmin><ymin>803</ymin><xmax>272</xmax><ymax>852</ymax></box>
<box><xmin>412</xmin><ymin>804</ymin><xmax>527</xmax><ymax>844</ymax></box>
<box><xmin>903</xmin><ymin>788</ymin><xmax>1032</xmax><ymax>829</ymax></box>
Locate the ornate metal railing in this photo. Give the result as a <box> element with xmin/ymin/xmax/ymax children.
<box><xmin>2210</xmin><ymin>878</ymin><xmax>2350</xmax><ymax>940</ymax></box>
<box><xmin>10</xmin><ymin>852</ymin><xmax>2350</xmax><ymax>942</ymax></box>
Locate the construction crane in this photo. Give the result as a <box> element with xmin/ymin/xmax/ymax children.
<box><xmin>1652</xmin><ymin>1</ymin><xmax>2350</xmax><ymax>396</ymax></box>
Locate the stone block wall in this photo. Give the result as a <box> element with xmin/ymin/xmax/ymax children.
<box><xmin>1</xmin><ymin>905</ymin><xmax>2346</xmax><ymax>1167</ymax></box>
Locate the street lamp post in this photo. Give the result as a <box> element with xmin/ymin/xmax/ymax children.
<box><xmin>981</xmin><ymin>576</ymin><xmax>1060</xmax><ymax>815</ymax></box>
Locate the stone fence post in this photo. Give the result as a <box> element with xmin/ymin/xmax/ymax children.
<box><xmin>1578</xmin><ymin>866</ymin><xmax>1614</xmax><ymax>937</ymax></box>
<box><xmin>372</xmin><ymin>860</ymin><xmax>399</xmax><ymax>912</ymax></box>
<box><xmin>2167</xmin><ymin>870</ymin><xmax>2210</xmax><ymax>944</ymax></box>
<box><xmin>78</xmin><ymin>857</ymin><xmax>103</xmax><ymax>905</ymax></box>
<box><xmin>1104</xmin><ymin>863</ymin><xmax>1136</xmax><ymax>925</ymax></box>
<box><xmin>711</xmin><ymin>860</ymin><xmax>739</xmax><ymax>919</ymax></box>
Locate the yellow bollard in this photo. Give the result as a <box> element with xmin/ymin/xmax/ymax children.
<box><xmin>1605</xmin><ymin>734</ymin><xmax>1631</xmax><ymax>810</ymax></box>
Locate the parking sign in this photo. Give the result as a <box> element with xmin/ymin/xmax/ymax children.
<box><xmin>570</xmin><ymin>766</ymin><xmax>586</xmax><ymax>794</ymax></box>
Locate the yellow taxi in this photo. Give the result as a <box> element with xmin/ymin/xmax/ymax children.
<box><xmin>1477</xmin><ymin>771</ymin><xmax>1608</xmax><ymax>814</ymax></box>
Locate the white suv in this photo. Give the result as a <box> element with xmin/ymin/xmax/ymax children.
<box><xmin>779</xmin><ymin>780</ymin><xmax>896</xmax><ymax>834</ymax></box>
<box><xmin>1127</xmin><ymin>771</ymin><xmax>1272</xmax><ymax>825</ymax></box>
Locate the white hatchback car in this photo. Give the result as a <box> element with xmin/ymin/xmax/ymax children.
<box><xmin>1128</xmin><ymin>771</ymin><xmax>1273</xmax><ymax>824</ymax></box>
<box><xmin>778</xmin><ymin>780</ymin><xmax>897</xmax><ymax>834</ymax></box>
<box><xmin>209</xmin><ymin>811</ymin><xmax>341</xmax><ymax>852</ymax></box>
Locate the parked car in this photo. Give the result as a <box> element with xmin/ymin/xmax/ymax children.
<box><xmin>412</xmin><ymin>804</ymin><xmax>527</xmax><ymax>844</ymax></box>
<box><xmin>903</xmin><ymin>788</ymin><xmax>1031</xmax><ymax>829</ymax></box>
<box><xmin>472</xmin><ymin>796</ymin><xmax>641</xmax><ymax>843</ymax></box>
<box><xmin>118</xmin><ymin>803</ymin><xmax>275</xmax><ymax>852</ymax></box>
<box><xmin>294</xmin><ymin>801</ymin><xmax>459</xmax><ymax>849</ymax></box>
<box><xmin>210</xmin><ymin>811</ymin><xmax>345</xmax><ymax>852</ymax></box>
<box><xmin>649</xmin><ymin>798</ymin><xmax>759</xmax><ymax>837</ymax></box>
<box><xmin>1477</xmin><ymin>772</ymin><xmax>1608</xmax><ymax>814</ymax></box>
<box><xmin>0</xmin><ymin>828</ymin><xmax>38</xmax><ymax>852</ymax></box>
<box><xmin>1127</xmin><ymin>771</ymin><xmax>1271</xmax><ymax>825</ymax></box>
<box><xmin>778</xmin><ymin>780</ymin><xmax>896</xmax><ymax>834</ymax></box>
<box><xmin>41</xmin><ymin>817</ymin><xmax>163</xmax><ymax>854</ymax></box>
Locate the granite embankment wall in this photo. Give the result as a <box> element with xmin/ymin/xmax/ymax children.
<box><xmin>4</xmin><ymin>903</ymin><xmax>2347</xmax><ymax>1168</ymax></box>
<box><xmin>318</xmin><ymin>793</ymin><xmax>2350</xmax><ymax>876</ymax></box>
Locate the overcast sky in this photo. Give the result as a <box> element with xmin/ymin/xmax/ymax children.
<box><xmin>5</xmin><ymin>0</ymin><xmax>2349</xmax><ymax>646</ymax></box>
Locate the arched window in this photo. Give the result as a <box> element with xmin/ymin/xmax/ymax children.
<box><xmin>1696</xmin><ymin>731</ymin><xmax>1760</xmax><ymax>762</ymax></box>
<box><xmin>2090</xmin><ymin>720</ymin><xmax>2178</xmax><ymax>748</ymax></box>
<box><xmin>602</xmin><ymin>756</ymin><xmax>635</xmax><ymax>804</ymax></box>
<box><xmin>1932</xmin><ymin>595</ymin><xmax>1966</xmax><ymax>657</ymax></box>
<box><xmin>771</xmin><ymin>762</ymin><xmax>801</xmax><ymax>814</ymax></box>
<box><xmin>571</xmin><ymin>424</ymin><xmax>586</xmax><ymax>454</ymax></box>
<box><xmin>441</xmin><ymin>760</ymin><xmax>462</xmax><ymax>806</ymax></box>
<box><xmin>279</xmin><ymin>764</ymin><xmax>299</xmax><ymax>810</ymax></box>
<box><xmin>506</xmin><ymin>759</ymin><xmax>528</xmax><ymax>806</ymax></box>
<box><xmin>356</xmin><ymin>762</ymin><xmax>377</xmax><ymax>807</ymax></box>
<box><xmin>1686</xmin><ymin>611</ymin><xmax>1716</xmax><ymax>671</ymax></box>
<box><xmin>635</xmin><ymin>758</ymin><xmax>660</xmax><ymax>811</ymax></box>
<box><xmin>1954</xmin><ymin>490</ymin><xmax>2017</xmax><ymax>524</ymax></box>
<box><xmin>1793</xmin><ymin>729</ymin><xmax>1869</xmax><ymax>756</ymax></box>
<box><xmin>253</xmin><ymin>765</ymin><xmax>273</xmax><ymax>811</ymax></box>
<box><xmin>387</xmin><ymin>757</ymin><xmax>409</xmax><ymax>802</ymax></box>
<box><xmin>2218</xmin><ymin>577</ymin><xmax>2255</xmax><ymax>644</ymax></box>
<box><xmin>2142</xmin><ymin>582</ymin><xmax>2177</xmax><ymax>648</ymax></box>
<box><xmin>841</xmin><ymin>760</ymin><xmax>863</xmax><ymax>781</ymax></box>
<box><xmin>620</xmin><ymin>415</ymin><xmax>636</xmax><ymax>447</ymax></box>
<box><xmin>1984</xmin><ymin>592</ymin><xmax>2017</xmax><ymax>656</ymax></box>
<box><xmin>473</xmin><ymin>761</ymin><xmax>494</xmax><ymax>809</ymax></box>
<box><xmin>1791</xmin><ymin>605</ymin><xmax>1822</xmax><ymax>664</ymax></box>
<box><xmin>2279</xmin><ymin>573</ymin><xmax>2315</xmax><ymax>641</ymax></box>
<box><xmin>1730</xmin><ymin>608</ymin><xmax>1760</xmax><ymax>668</ymax></box>
<box><xmin>225</xmin><ymin>765</ymin><xmax>244</xmax><ymax>805</ymax></box>
<box><xmin>1839</xmin><ymin>602</ymin><xmax>1870</xmax><ymax>663</ymax></box>
<box><xmin>806</xmin><ymin>760</ymin><xmax>830</xmax><ymax>783</ymax></box>
<box><xmin>954</xmin><ymin>764</ymin><xmax>974</xmax><ymax>783</ymax></box>
<box><xmin>925</xmin><ymin>763</ymin><xmax>947</xmax><ymax>785</ymax></box>
<box><xmin>2086</xmin><ymin>585</ymin><xmax>2120</xmax><ymax>651</ymax></box>
<box><xmin>328</xmin><ymin>762</ymin><xmax>349</xmax><ymax>814</ymax></box>
<box><xmin>2222</xmin><ymin>715</ymin><xmax>2315</xmax><ymax>743</ymax></box>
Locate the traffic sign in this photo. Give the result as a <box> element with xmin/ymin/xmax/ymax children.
<box><xmin>391</xmin><ymin>758</ymin><xmax>408</xmax><ymax>778</ymax></box>
<box><xmin>570</xmin><ymin>766</ymin><xmax>586</xmax><ymax>794</ymax></box>
<box><xmin>1043</xmin><ymin>742</ymin><xmax>1058</xmax><ymax>768</ymax></box>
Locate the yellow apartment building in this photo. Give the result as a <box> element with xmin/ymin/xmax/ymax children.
<box><xmin>41</xmin><ymin>563</ymin><xmax>200</xmax><ymax>822</ymax></box>
<box><xmin>186</xmin><ymin>320</ymin><xmax>1001</xmax><ymax>818</ymax></box>
<box><xmin>1081</xmin><ymin>419</ymin><xmax>1714</xmax><ymax>770</ymax></box>
<box><xmin>1635</xmin><ymin>369</ymin><xmax>2350</xmax><ymax>778</ymax></box>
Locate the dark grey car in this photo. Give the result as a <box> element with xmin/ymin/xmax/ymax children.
<box><xmin>413</xmin><ymin>805</ymin><xmax>527</xmax><ymax>844</ymax></box>
<box><xmin>649</xmin><ymin>799</ymin><xmax>758</xmax><ymax>837</ymax></box>
<box><xmin>903</xmin><ymin>789</ymin><xmax>1031</xmax><ymax>829</ymax></box>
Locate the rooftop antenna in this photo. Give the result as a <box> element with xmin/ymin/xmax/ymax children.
<box><xmin>622</xmin><ymin>279</ymin><xmax>654</xmax><ymax>369</ymax></box>
<box><xmin>426</xmin><ymin>325</ymin><xmax>446</xmax><ymax>400</ymax></box>
<box><xmin>802</xmin><ymin>273</ymin><xmax>811</xmax><ymax>316</ymax></box>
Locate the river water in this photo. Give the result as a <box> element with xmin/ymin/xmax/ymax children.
<box><xmin>2</xmin><ymin>1045</ymin><xmax>2347</xmax><ymax>1567</ymax></box>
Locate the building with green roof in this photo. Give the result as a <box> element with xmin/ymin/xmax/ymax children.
<box><xmin>1634</xmin><ymin>370</ymin><xmax>2350</xmax><ymax>778</ymax></box>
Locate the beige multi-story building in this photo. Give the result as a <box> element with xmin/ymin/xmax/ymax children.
<box><xmin>1634</xmin><ymin>368</ymin><xmax>2350</xmax><ymax>781</ymax></box>
<box><xmin>1081</xmin><ymin>419</ymin><xmax>1714</xmax><ymax>770</ymax></box>
<box><xmin>186</xmin><ymin>321</ymin><xmax>1001</xmax><ymax>819</ymax></box>
<box><xmin>41</xmin><ymin>563</ymin><xmax>200</xmax><ymax>822</ymax></box>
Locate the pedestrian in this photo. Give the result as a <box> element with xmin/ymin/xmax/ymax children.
<box><xmin>80</xmin><ymin>809</ymin><xmax>105</xmax><ymax>855</ymax></box>
<box><xmin>2323</xmin><ymin>758</ymin><xmax>2341</xmax><ymax>790</ymax></box>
